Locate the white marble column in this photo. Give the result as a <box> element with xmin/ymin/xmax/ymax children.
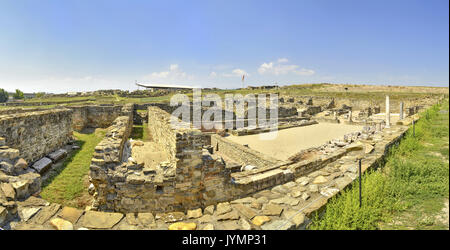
<box><xmin>385</xmin><ymin>95</ymin><xmax>390</xmax><ymax>128</ymax></box>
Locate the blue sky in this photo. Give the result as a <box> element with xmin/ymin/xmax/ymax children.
<box><xmin>0</xmin><ymin>0</ymin><xmax>448</xmax><ymax>93</ymax></box>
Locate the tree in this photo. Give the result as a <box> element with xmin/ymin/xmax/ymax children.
<box><xmin>36</xmin><ymin>92</ymin><xmax>46</xmax><ymax>98</ymax></box>
<box><xmin>0</xmin><ymin>88</ymin><xmax>8</xmax><ymax>103</ymax></box>
<box><xmin>13</xmin><ymin>89</ymin><xmax>24</xmax><ymax>99</ymax></box>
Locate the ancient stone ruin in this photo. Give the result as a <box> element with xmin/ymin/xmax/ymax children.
<box><xmin>0</xmin><ymin>93</ymin><xmax>444</xmax><ymax>230</ymax></box>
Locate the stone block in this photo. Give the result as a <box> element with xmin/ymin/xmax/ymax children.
<box><xmin>48</xmin><ymin>149</ymin><xmax>67</xmax><ymax>162</ymax></box>
<box><xmin>0</xmin><ymin>206</ymin><xmax>8</xmax><ymax>225</ymax></box>
<box><xmin>261</xmin><ymin>220</ymin><xmax>295</xmax><ymax>230</ymax></box>
<box><xmin>0</xmin><ymin>148</ymin><xmax>19</xmax><ymax>160</ymax></box>
<box><xmin>81</xmin><ymin>211</ymin><xmax>124</xmax><ymax>229</ymax></box>
<box><xmin>12</xmin><ymin>180</ymin><xmax>30</xmax><ymax>199</ymax></box>
<box><xmin>50</xmin><ymin>218</ymin><xmax>74</xmax><ymax>230</ymax></box>
<box><xmin>31</xmin><ymin>203</ymin><xmax>61</xmax><ymax>225</ymax></box>
<box><xmin>262</xmin><ymin>204</ymin><xmax>283</xmax><ymax>216</ymax></box>
<box><xmin>58</xmin><ymin>207</ymin><xmax>84</xmax><ymax>224</ymax></box>
<box><xmin>252</xmin><ymin>216</ymin><xmax>271</xmax><ymax>226</ymax></box>
<box><xmin>14</xmin><ymin>158</ymin><xmax>28</xmax><ymax>171</ymax></box>
<box><xmin>31</xmin><ymin>157</ymin><xmax>52</xmax><ymax>174</ymax></box>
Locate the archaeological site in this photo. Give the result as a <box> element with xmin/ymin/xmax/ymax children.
<box><xmin>1</xmin><ymin>85</ymin><xmax>447</xmax><ymax>230</ymax></box>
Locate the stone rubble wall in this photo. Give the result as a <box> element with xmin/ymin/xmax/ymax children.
<box><xmin>280</xmin><ymin>95</ymin><xmax>439</xmax><ymax>113</ymax></box>
<box><xmin>299</xmin><ymin>106</ymin><xmax>322</xmax><ymax>116</ymax></box>
<box><xmin>0</xmin><ymin>119</ymin><xmax>421</xmax><ymax>230</ymax></box>
<box><xmin>2</xmin><ymin>99</ymin><xmax>442</xmax><ymax>230</ymax></box>
<box><xmin>90</xmin><ymin>106</ymin><xmax>232</xmax><ymax>213</ymax></box>
<box><xmin>0</xmin><ymin>109</ymin><xmax>73</xmax><ymax>163</ymax></box>
<box><xmin>2</xmin><ymin>98</ymin><xmax>92</xmax><ymax>107</ymax></box>
<box><xmin>68</xmin><ymin>105</ymin><xmax>124</xmax><ymax>131</ymax></box>
<box><xmin>147</xmin><ymin>106</ymin><xmax>179</xmax><ymax>162</ymax></box>
<box><xmin>0</xmin><ymin>140</ymin><xmax>42</xmax><ymax>227</ymax></box>
<box><xmin>0</xmin><ymin>107</ymin><xmax>48</xmax><ymax>116</ymax></box>
<box><xmin>211</xmin><ymin>134</ymin><xmax>284</xmax><ymax>168</ymax></box>
<box><xmin>89</xmin><ymin>104</ymin><xmax>134</xmax><ymax>211</ymax></box>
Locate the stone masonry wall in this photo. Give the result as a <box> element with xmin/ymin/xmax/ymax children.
<box><xmin>0</xmin><ymin>107</ymin><xmax>47</xmax><ymax>116</ymax></box>
<box><xmin>89</xmin><ymin>104</ymin><xmax>134</xmax><ymax>211</ymax></box>
<box><xmin>68</xmin><ymin>105</ymin><xmax>124</xmax><ymax>131</ymax></box>
<box><xmin>90</xmin><ymin>106</ymin><xmax>232</xmax><ymax>213</ymax></box>
<box><xmin>211</xmin><ymin>134</ymin><xmax>284</xmax><ymax>168</ymax></box>
<box><xmin>0</xmin><ymin>109</ymin><xmax>73</xmax><ymax>163</ymax></box>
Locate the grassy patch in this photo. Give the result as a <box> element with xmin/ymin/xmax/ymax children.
<box><xmin>40</xmin><ymin>129</ymin><xmax>106</xmax><ymax>208</ymax></box>
<box><xmin>309</xmin><ymin>100</ymin><xmax>449</xmax><ymax>230</ymax></box>
<box><xmin>130</xmin><ymin>122</ymin><xmax>150</xmax><ymax>141</ymax></box>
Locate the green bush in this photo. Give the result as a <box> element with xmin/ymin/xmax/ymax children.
<box><xmin>13</xmin><ymin>89</ymin><xmax>24</xmax><ymax>99</ymax></box>
<box><xmin>0</xmin><ymin>88</ymin><xmax>8</xmax><ymax>103</ymax></box>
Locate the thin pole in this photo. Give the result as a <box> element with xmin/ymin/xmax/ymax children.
<box><xmin>359</xmin><ymin>159</ymin><xmax>362</xmax><ymax>208</ymax></box>
<box><xmin>412</xmin><ymin>119</ymin><xmax>415</xmax><ymax>137</ymax></box>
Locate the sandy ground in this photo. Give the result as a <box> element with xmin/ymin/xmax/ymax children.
<box><xmin>131</xmin><ymin>141</ymin><xmax>169</xmax><ymax>170</ymax></box>
<box><xmin>227</xmin><ymin>123</ymin><xmax>363</xmax><ymax>160</ymax></box>
<box><xmin>436</xmin><ymin>199</ymin><xmax>449</xmax><ymax>229</ymax></box>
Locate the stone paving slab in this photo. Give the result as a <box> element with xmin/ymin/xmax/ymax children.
<box><xmin>58</xmin><ymin>207</ymin><xmax>84</xmax><ymax>224</ymax></box>
<box><xmin>80</xmin><ymin>211</ymin><xmax>124</xmax><ymax>229</ymax></box>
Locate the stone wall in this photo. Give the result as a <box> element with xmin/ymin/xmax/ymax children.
<box><xmin>3</xmin><ymin>98</ymin><xmax>92</xmax><ymax>107</ymax></box>
<box><xmin>88</xmin><ymin>104</ymin><xmax>379</xmax><ymax>214</ymax></box>
<box><xmin>68</xmin><ymin>105</ymin><xmax>124</xmax><ymax>131</ymax></box>
<box><xmin>0</xmin><ymin>107</ymin><xmax>47</xmax><ymax>116</ymax></box>
<box><xmin>89</xmin><ymin>105</ymin><xmax>134</xmax><ymax>211</ymax></box>
<box><xmin>0</xmin><ymin>109</ymin><xmax>73</xmax><ymax>163</ymax></box>
<box><xmin>280</xmin><ymin>95</ymin><xmax>439</xmax><ymax>113</ymax></box>
<box><xmin>90</xmin><ymin>105</ymin><xmax>233</xmax><ymax>213</ymax></box>
<box><xmin>299</xmin><ymin>106</ymin><xmax>322</xmax><ymax>116</ymax></box>
<box><xmin>147</xmin><ymin>106</ymin><xmax>179</xmax><ymax>162</ymax></box>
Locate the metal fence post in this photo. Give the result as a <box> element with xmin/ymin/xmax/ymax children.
<box><xmin>359</xmin><ymin>159</ymin><xmax>362</xmax><ymax>208</ymax></box>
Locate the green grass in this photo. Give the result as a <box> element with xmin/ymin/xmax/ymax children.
<box><xmin>130</xmin><ymin>122</ymin><xmax>151</xmax><ymax>141</ymax></box>
<box><xmin>309</xmin><ymin>100</ymin><xmax>449</xmax><ymax>230</ymax></box>
<box><xmin>40</xmin><ymin>129</ymin><xmax>106</xmax><ymax>208</ymax></box>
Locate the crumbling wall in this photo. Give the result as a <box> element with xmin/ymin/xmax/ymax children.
<box><xmin>0</xmin><ymin>109</ymin><xmax>73</xmax><ymax>163</ymax></box>
<box><xmin>89</xmin><ymin>105</ymin><xmax>134</xmax><ymax>211</ymax></box>
<box><xmin>210</xmin><ymin>134</ymin><xmax>283</xmax><ymax>168</ymax></box>
<box><xmin>147</xmin><ymin>106</ymin><xmax>178</xmax><ymax>162</ymax></box>
<box><xmin>0</xmin><ymin>107</ymin><xmax>47</xmax><ymax>116</ymax></box>
<box><xmin>90</xmin><ymin>106</ymin><xmax>232</xmax><ymax>213</ymax></box>
<box><xmin>68</xmin><ymin>105</ymin><xmax>124</xmax><ymax>131</ymax></box>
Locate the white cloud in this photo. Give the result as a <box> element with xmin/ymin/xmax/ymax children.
<box><xmin>144</xmin><ymin>64</ymin><xmax>194</xmax><ymax>81</ymax></box>
<box><xmin>223</xmin><ymin>68</ymin><xmax>249</xmax><ymax>77</ymax></box>
<box><xmin>0</xmin><ymin>75</ymin><xmax>126</xmax><ymax>94</ymax></box>
<box><xmin>209</xmin><ymin>71</ymin><xmax>217</xmax><ymax>77</ymax></box>
<box><xmin>258</xmin><ymin>59</ymin><xmax>315</xmax><ymax>76</ymax></box>
<box><xmin>277</xmin><ymin>58</ymin><xmax>289</xmax><ymax>63</ymax></box>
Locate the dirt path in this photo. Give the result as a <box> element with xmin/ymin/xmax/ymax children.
<box><xmin>436</xmin><ymin>199</ymin><xmax>449</xmax><ymax>229</ymax></box>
